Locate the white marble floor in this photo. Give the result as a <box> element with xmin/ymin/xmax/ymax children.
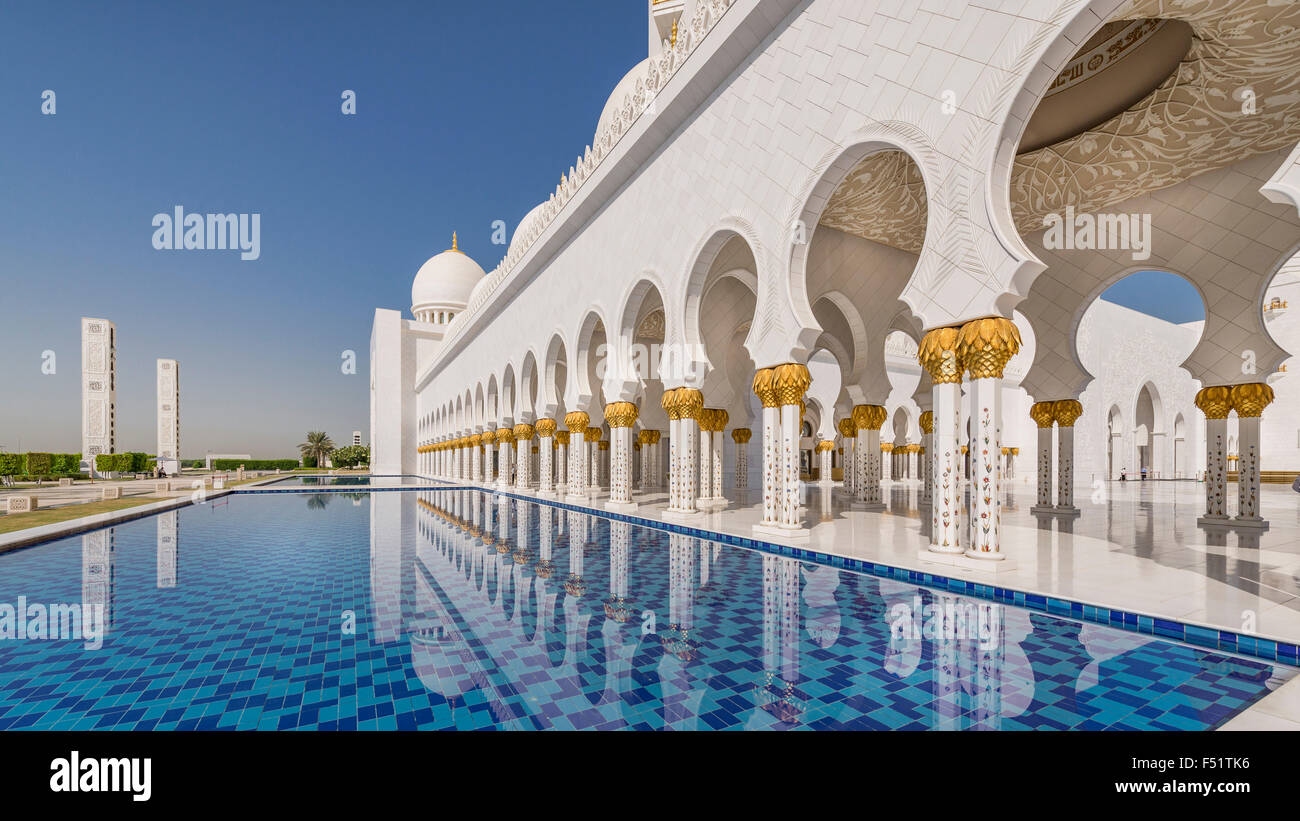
<box><xmin>563</xmin><ymin>477</ymin><xmax>1300</xmax><ymax>645</ymax></box>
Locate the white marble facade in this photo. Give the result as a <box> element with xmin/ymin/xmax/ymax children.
<box><xmin>372</xmin><ymin>0</ymin><xmax>1300</xmax><ymax>543</ymax></box>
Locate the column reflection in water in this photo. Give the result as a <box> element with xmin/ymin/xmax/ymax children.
<box><xmin>756</xmin><ymin>554</ymin><xmax>803</xmax><ymax>725</ymax></box>
<box><xmin>82</xmin><ymin>528</ymin><xmax>114</xmax><ymax>649</ymax></box>
<box><xmin>600</xmin><ymin>520</ymin><xmax>638</xmax><ymax>706</ymax></box>
<box><xmin>156</xmin><ymin>510</ymin><xmax>177</xmax><ymax>589</ymax></box>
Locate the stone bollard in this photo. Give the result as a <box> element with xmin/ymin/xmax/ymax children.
<box><xmin>156</xmin><ymin>481</ymin><xmax>171</xmax><ymax>493</ymax></box>
<box><xmin>59</xmin><ymin>478</ymin><xmax>74</xmax><ymax>487</ymax></box>
<box><xmin>213</xmin><ymin>477</ymin><xmax>226</xmax><ymax>490</ymax></box>
<box><xmin>5</xmin><ymin>495</ymin><xmax>38</xmax><ymax>513</ymax></box>
<box><xmin>101</xmin><ymin>486</ymin><xmax>122</xmax><ymax>500</ymax></box>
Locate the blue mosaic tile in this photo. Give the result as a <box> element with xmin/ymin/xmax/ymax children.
<box><xmin>0</xmin><ymin>487</ymin><xmax>1292</xmax><ymax>731</ymax></box>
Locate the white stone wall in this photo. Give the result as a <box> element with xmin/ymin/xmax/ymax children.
<box><xmin>1073</xmin><ymin>300</ymin><xmax>1202</xmax><ymax>483</ymax></box>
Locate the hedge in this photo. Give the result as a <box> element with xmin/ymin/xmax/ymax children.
<box><xmin>330</xmin><ymin>445</ymin><xmax>369</xmax><ymax>469</ymax></box>
<box><xmin>51</xmin><ymin>453</ymin><xmax>82</xmax><ymax>473</ymax></box>
<box><xmin>94</xmin><ymin>453</ymin><xmax>134</xmax><ymax>473</ymax></box>
<box><xmin>24</xmin><ymin>452</ymin><xmax>53</xmax><ymax>475</ymax></box>
<box><xmin>211</xmin><ymin>459</ymin><xmax>299</xmax><ymax>471</ymax></box>
<box><xmin>0</xmin><ymin>454</ymin><xmax>23</xmax><ymax>476</ymax></box>
<box><xmin>302</xmin><ymin>456</ymin><xmax>318</xmax><ymax>468</ymax></box>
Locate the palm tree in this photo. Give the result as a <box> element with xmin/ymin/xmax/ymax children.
<box><xmin>299</xmin><ymin>431</ymin><xmax>335</xmax><ymax>467</ymax></box>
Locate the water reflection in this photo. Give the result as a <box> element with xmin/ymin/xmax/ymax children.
<box><xmin>386</xmin><ymin>488</ymin><xmax>1290</xmax><ymax>730</ymax></box>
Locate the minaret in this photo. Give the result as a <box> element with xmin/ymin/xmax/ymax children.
<box><xmin>81</xmin><ymin>317</ymin><xmax>116</xmax><ymax>476</ymax></box>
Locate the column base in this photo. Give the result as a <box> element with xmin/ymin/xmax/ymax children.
<box><xmin>564</xmin><ymin>494</ymin><xmax>587</xmax><ymax>504</ymax></box>
<box><xmin>604</xmin><ymin>500</ymin><xmax>639</xmax><ymax>514</ymax></box>
<box><xmin>662</xmin><ymin>508</ymin><xmax>702</xmax><ymax>522</ymax></box>
<box><xmin>916</xmin><ymin>547</ymin><xmax>1017</xmax><ymax>574</ymax></box>
<box><xmin>536</xmin><ymin>489</ymin><xmax>556</xmax><ymax>499</ymax></box>
<box><xmin>697</xmin><ymin>497</ymin><xmax>727</xmax><ymax>510</ymax></box>
<box><xmin>1197</xmin><ymin>514</ymin><xmax>1232</xmax><ymax>527</ymax></box>
<box><xmin>1051</xmin><ymin>505</ymin><xmax>1081</xmax><ymax>518</ymax></box>
<box><xmin>752</xmin><ymin>523</ymin><xmax>811</xmax><ymax>544</ymax></box>
<box><xmin>851</xmin><ymin>501</ymin><xmax>885</xmax><ymax>511</ymax></box>
<box><xmin>1030</xmin><ymin>504</ymin><xmax>1057</xmax><ymax>515</ymax></box>
<box><xmin>1232</xmin><ymin>516</ymin><xmax>1270</xmax><ymax>530</ymax></box>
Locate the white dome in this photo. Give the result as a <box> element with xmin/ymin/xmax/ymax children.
<box><xmin>508</xmin><ymin>202</ymin><xmax>547</xmax><ymax>258</ymax></box>
<box><xmin>595</xmin><ymin>58</ymin><xmax>651</xmax><ymax>145</ymax></box>
<box><xmin>411</xmin><ymin>234</ymin><xmax>486</xmax><ymax>320</ymax></box>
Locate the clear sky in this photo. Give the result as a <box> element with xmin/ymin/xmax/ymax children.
<box><xmin>0</xmin><ymin>1</ymin><xmax>1200</xmax><ymax>457</ymax></box>
<box><xmin>0</xmin><ymin>0</ymin><xmax>646</xmax><ymax>456</ymax></box>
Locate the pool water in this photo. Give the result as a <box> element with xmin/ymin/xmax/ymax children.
<box><xmin>260</xmin><ymin>475</ymin><xmax>429</xmax><ymax>487</ymax></box>
<box><xmin>0</xmin><ymin>489</ymin><xmax>1290</xmax><ymax>730</ymax></box>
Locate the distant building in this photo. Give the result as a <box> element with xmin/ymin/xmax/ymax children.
<box><xmin>81</xmin><ymin>317</ymin><xmax>116</xmax><ymax>476</ymax></box>
<box><xmin>352</xmin><ymin>430</ymin><xmax>362</xmax><ymax>447</ymax></box>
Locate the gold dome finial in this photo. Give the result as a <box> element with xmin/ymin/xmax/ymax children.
<box><xmin>450</xmin><ymin>231</ymin><xmax>459</xmax><ymax>252</ymax></box>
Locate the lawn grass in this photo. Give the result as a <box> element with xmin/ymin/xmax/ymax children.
<box><xmin>0</xmin><ymin>496</ymin><xmax>165</xmax><ymax>534</ymax></box>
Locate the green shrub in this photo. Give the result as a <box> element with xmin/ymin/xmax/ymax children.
<box><xmin>0</xmin><ymin>453</ymin><xmax>25</xmax><ymax>475</ymax></box>
<box><xmin>302</xmin><ymin>456</ymin><xmax>318</xmax><ymax>468</ymax></box>
<box><xmin>330</xmin><ymin>445</ymin><xmax>369</xmax><ymax>469</ymax></box>
<box><xmin>24</xmin><ymin>453</ymin><xmax>53</xmax><ymax>475</ymax></box>
<box><xmin>94</xmin><ymin>453</ymin><xmax>133</xmax><ymax>473</ymax></box>
<box><xmin>51</xmin><ymin>453</ymin><xmax>82</xmax><ymax>473</ymax></box>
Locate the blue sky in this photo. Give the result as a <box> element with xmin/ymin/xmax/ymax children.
<box><xmin>0</xmin><ymin>1</ymin><xmax>1198</xmax><ymax>457</ymax></box>
<box><xmin>0</xmin><ymin>0</ymin><xmax>646</xmax><ymax>455</ymax></box>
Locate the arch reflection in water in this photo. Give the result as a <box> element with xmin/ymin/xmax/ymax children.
<box><xmin>393</xmin><ymin>489</ymin><xmax>1291</xmax><ymax>730</ymax></box>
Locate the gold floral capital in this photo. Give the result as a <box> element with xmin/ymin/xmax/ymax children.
<box><xmin>675</xmin><ymin>388</ymin><xmax>703</xmax><ymax>420</ymax></box>
<box><xmin>604</xmin><ymin>402</ymin><xmax>638</xmax><ymax>428</ymax></box>
<box><xmin>917</xmin><ymin>327</ymin><xmax>961</xmax><ymax>383</ymax></box>
<box><xmin>956</xmin><ymin>317</ymin><xmax>1021</xmax><ymax>380</ymax></box>
<box><xmin>480</xmin><ymin>430</ymin><xmax>496</xmax><ymax>445</ymax></box>
<box><xmin>1195</xmin><ymin>386</ymin><xmax>1233</xmax><ymax>419</ymax></box>
<box><xmin>535</xmin><ymin>418</ymin><xmax>557</xmax><ymax>437</ymax></box>
<box><xmin>564</xmin><ymin>411</ymin><xmax>589</xmax><ymax>432</ymax></box>
<box><xmin>815</xmin><ymin>440</ymin><xmax>834</xmax><ymax>453</ymax></box>
<box><xmin>837</xmin><ymin>418</ymin><xmax>856</xmax><ymax>439</ymax></box>
<box><xmin>598</xmin><ymin>440</ymin><xmax>609</xmax><ymax>451</ymax></box>
<box><xmin>852</xmin><ymin>404</ymin><xmax>886</xmax><ymax>431</ymax></box>
<box><xmin>1052</xmin><ymin>399</ymin><xmax>1083</xmax><ymax>427</ymax></box>
<box><xmin>1231</xmin><ymin>383</ymin><xmax>1274</xmax><ymax>417</ymax></box>
<box><xmin>584</xmin><ymin>427</ymin><xmax>602</xmax><ymax>443</ymax></box>
<box><xmin>881</xmin><ymin>443</ymin><xmax>894</xmax><ymax>453</ymax></box>
<box><xmin>751</xmin><ymin>368</ymin><xmax>778</xmax><ymax>408</ymax></box>
<box><xmin>918</xmin><ymin>411</ymin><xmax>933</xmax><ymax>435</ymax></box>
<box><xmin>662</xmin><ymin>388</ymin><xmax>682</xmax><ymax>420</ymax></box>
<box><xmin>496</xmin><ymin>427</ymin><xmax>514</xmax><ymax>443</ymax></box>
<box><xmin>469</xmin><ymin>434</ymin><xmax>481</xmax><ymax>447</ymax></box>
<box><xmin>731</xmin><ymin>428</ymin><xmax>751</xmax><ymax>444</ymax></box>
<box><xmin>1029</xmin><ymin>402</ymin><xmax>1057</xmax><ymax>428</ymax></box>
<box><xmin>513</xmin><ymin>423</ymin><xmax>534</xmax><ymax>441</ymax></box>
<box><xmin>649</xmin><ymin>430</ymin><xmax>661</xmax><ymax>445</ymax></box>
<box><xmin>771</xmin><ymin>363</ymin><xmax>811</xmax><ymax>406</ymax></box>
<box><xmin>556</xmin><ymin>430</ymin><xmax>570</xmax><ymax>445</ymax></box>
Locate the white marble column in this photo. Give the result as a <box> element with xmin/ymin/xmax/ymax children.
<box><xmin>471</xmin><ymin>435</ymin><xmax>482</xmax><ymax>482</ymax></box>
<box><xmin>956</xmin><ymin>319</ymin><xmax>1019</xmax><ymax>564</ymax></box>
<box><xmin>1231</xmin><ymin>383</ymin><xmax>1273</xmax><ymax>528</ymax></box>
<box><xmin>1053</xmin><ymin>400</ymin><xmax>1082</xmax><ymax>515</ymax></box>
<box><xmin>754</xmin><ymin>372</ymin><xmax>781</xmax><ymax>529</ymax></box>
<box><xmin>496</xmin><ymin>428</ymin><xmax>513</xmax><ymax>490</ymax></box>
<box><xmin>605</xmin><ymin>402</ymin><xmax>638</xmax><ymax>512</ymax></box>
<box><xmin>816</xmin><ymin>441</ymin><xmax>833</xmax><ymax>485</ymax></box>
<box><xmin>536</xmin><ymin>419</ymin><xmax>556</xmax><ymax>497</ymax></box>
<box><xmin>852</xmin><ymin>405</ymin><xmax>885</xmax><ymax>510</ymax></box>
<box><xmin>1195</xmin><ymin>387</ymin><xmax>1232</xmax><ymax>524</ymax></box>
<box><xmin>838</xmin><ymin>420</ymin><xmax>856</xmax><ymax>495</ymax></box>
<box><xmin>732</xmin><ymin>428</ymin><xmax>750</xmax><ymax>491</ymax></box>
<box><xmin>513</xmin><ymin>423</ymin><xmax>533</xmax><ymax>490</ymax></box>
<box><xmin>665</xmin><ymin>388</ymin><xmax>702</xmax><ymax>516</ymax></box>
<box><xmin>564</xmin><ymin>413</ymin><xmax>588</xmax><ymax>501</ymax></box>
<box><xmin>1030</xmin><ymin>403</ymin><xmax>1055</xmax><ymax>514</ymax></box>
<box><xmin>920</xmin><ymin>328</ymin><xmax>964</xmax><ymax>555</ymax></box>
<box><xmin>556</xmin><ymin>432</ymin><xmax>568</xmax><ymax>491</ymax></box>
<box><xmin>711</xmin><ymin>417</ymin><xmax>725</xmax><ymax>503</ymax></box>
<box><xmin>698</xmin><ymin>417</ymin><xmax>713</xmax><ymax>505</ymax></box>
<box><xmin>588</xmin><ymin>431</ymin><xmax>602</xmax><ymax>494</ymax></box>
